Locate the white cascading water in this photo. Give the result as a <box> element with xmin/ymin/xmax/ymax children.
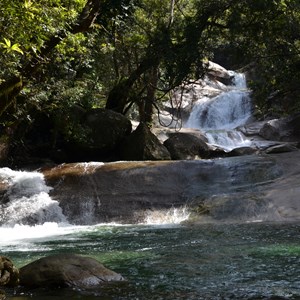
<box><xmin>184</xmin><ymin>72</ymin><xmax>252</xmax><ymax>151</ymax></box>
<box><xmin>0</xmin><ymin>164</ymin><xmax>188</xmax><ymax>244</ymax></box>
<box><xmin>0</xmin><ymin>168</ymin><xmax>68</xmax><ymax>227</ymax></box>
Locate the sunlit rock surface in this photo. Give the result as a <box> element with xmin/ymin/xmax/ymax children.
<box><xmin>43</xmin><ymin>152</ymin><xmax>300</xmax><ymax>224</ymax></box>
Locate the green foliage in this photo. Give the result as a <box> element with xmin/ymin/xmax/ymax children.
<box><xmin>0</xmin><ymin>38</ymin><xmax>24</xmax><ymax>55</ymax></box>
<box><xmin>0</xmin><ymin>0</ymin><xmax>299</xmax><ymax>137</ymax></box>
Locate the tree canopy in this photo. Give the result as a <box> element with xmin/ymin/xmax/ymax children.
<box><xmin>0</xmin><ymin>0</ymin><xmax>299</xmax><ymax>148</ymax></box>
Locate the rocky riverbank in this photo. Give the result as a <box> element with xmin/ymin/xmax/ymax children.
<box><xmin>40</xmin><ymin>150</ymin><xmax>300</xmax><ymax>225</ymax></box>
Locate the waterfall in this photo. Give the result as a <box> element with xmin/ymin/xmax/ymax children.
<box><xmin>0</xmin><ymin>168</ymin><xmax>67</xmax><ymax>226</ymax></box>
<box><xmin>184</xmin><ymin>72</ymin><xmax>252</xmax><ymax>151</ymax></box>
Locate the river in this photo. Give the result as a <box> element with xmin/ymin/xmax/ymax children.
<box><xmin>1</xmin><ymin>222</ymin><xmax>300</xmax><ymax>299</ymax></box>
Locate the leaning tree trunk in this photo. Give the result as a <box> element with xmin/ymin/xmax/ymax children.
<box><xmin>106</xmin><ymin>55</ymin><xmax>160</xmax><ymax>114</ymax></box>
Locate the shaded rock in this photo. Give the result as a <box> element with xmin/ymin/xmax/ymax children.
<box><xmin>119</xmin><ymin>122</ymin><xmax>171</xmax><ymax>160</ymax></box>
<box><xmin>19</xmin><ymin>254</ymin><xmax>124</xmax><ymax>289</ymax></box>
<box><xmin>164</xmin><ymin>132</ymin><xmax>210</xmax><ymax>160</ymax></box>
<box><xmin>0</xmin><ymin>256</ymin><xmax>19</xmax><ymax>287</ymax></box>
<box><xmin>259</xmin><ymin>118</ymin><xmax>295</xmax><ymax>142</ymax></box>
<box><xmin>67</xmin><ymin>108</ymin><xmax>132</xmax><ymax>160</ymax></box>
<box><xmin>0</xmin><ymin>290</ymin><xmax>5</xmax><ymax>300</ymax></box>
<box><xmin>0</xmin><ymin>181</ymin><xmax>9</xmax><ymax>201</ymax></box>
<box><xmin>264</xmin><ymin>143</ymin><xmax>298</xmax><ymax>154</ymax></box>
<box><xmin>287</xmin><ymin>113</ymin><xmax>300</xmax><ymax>137</ymax></box>
<box><xmin>205</xmin><ymin>145</ymin><xmax>229</xmax><ymax>158</ymax></box>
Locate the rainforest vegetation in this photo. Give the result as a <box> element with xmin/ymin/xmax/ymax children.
<box><xmin>0</xmin><ymin>0</ymin><xmax>299</xmax><ymax>162</ymax></box>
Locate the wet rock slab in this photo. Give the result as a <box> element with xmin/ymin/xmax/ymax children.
<box><xmin>44</xmin><ymin>154</ymin><xmax>284</xmax><ymax>224</ymax></box>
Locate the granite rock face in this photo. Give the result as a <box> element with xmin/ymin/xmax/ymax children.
<box><xmin>44</xmin><ymin>154</ymin><xmax>291</xmax><ymax>224</ymax></box>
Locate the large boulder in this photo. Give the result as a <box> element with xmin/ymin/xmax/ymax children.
<box><xmin>119</xmin><ymin>122</ymin><xmax>171</xmax><ymax>160</ymax></box>
<box><xmin>163</xmin><ymin>132</ymin><xmax>210</xmax><ymax>160</ymax></box>
<box><xmin>206</xmin><ymin>61</ymin><xmax>234</xmax><ymax>85</ymax></box>
<box><xmin>67</xmin><ymin>108</ymin><xmax>132</xmax><ymax>161</ymax></box>
<box><xmin>19</xmin><ymin>254</ymin><xmax>124</xmax><ymax>289</ymax></box>
<box><xmin>10</xmin><ymin>107</ymin><xmax>132</xmax><ymax>164</ymax></box>
<box><xmin>259</xmin><ymin>116</ymin><xmax>300</xmax><ymax>142</ymax></box>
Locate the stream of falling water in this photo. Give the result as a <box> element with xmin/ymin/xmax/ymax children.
<box><xmin>184</xmin><ymin>72</ymin><xmax>253</xmax><ymax>151</ymax></box>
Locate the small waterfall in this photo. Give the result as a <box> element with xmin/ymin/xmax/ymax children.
<box><xmin>184</xmin><ymin>72</ymin><xmax>252</xmax><ymax>150</ymax></box>
<box><xmin>0</xmin><ymin>168</ymin><xmax>67</xmax><ymax>226</ymax></box>
<box><xmin>205</xmin><ymin>130</ymin><xmax>251</xmax><ymax>152</ymax></box>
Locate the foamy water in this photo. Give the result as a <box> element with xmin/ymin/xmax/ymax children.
<box><xmin>0</xmin><ymin>167</ymin><xmax>67</xmax><ymax>226</ymax></box>
<box><xmin>184</xmin><ymin>71</ymin><xmax>252</xmax><ymax>150</ymax></box>
<box><xmin>144</xmin><ymin>207</ymin><xmax>190</xmax><ymax>225</ymax></box>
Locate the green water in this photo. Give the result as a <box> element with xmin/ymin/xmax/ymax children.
<box><xmin>2</xmin><ymin>222</ymin><xmax>300</xmax><ymax>300</ymax></box>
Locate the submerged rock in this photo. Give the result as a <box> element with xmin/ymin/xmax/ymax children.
<box><xmin>19</xmin><ymin>254</ymin><xmax>124</xmax><ymax>289</ymax></box>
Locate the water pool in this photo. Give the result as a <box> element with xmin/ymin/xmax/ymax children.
<box><xmin>1</xmin><ymin>222</ymin><xmax>300</xmax><ymax>299</ymax></box>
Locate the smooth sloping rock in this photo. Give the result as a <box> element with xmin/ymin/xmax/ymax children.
<box><xmin>19</xmin><ymin>254</ymin><xmax>124</xmax><ymax>289</ymax></box>
<box><xmin>44</xmin><ymin>155</ymin><xmax>283</xmax><ymax>224</ymax></box>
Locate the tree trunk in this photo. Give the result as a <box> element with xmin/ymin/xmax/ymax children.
<box><xmin>140</xmin><ymin>65</ymin><xmax>158</xmax><ymax>124</ymax></box>
<box><xmin>106</xmin><ymin>56</ymin><xmax>160</xmax><ymax>114</ymax></box>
